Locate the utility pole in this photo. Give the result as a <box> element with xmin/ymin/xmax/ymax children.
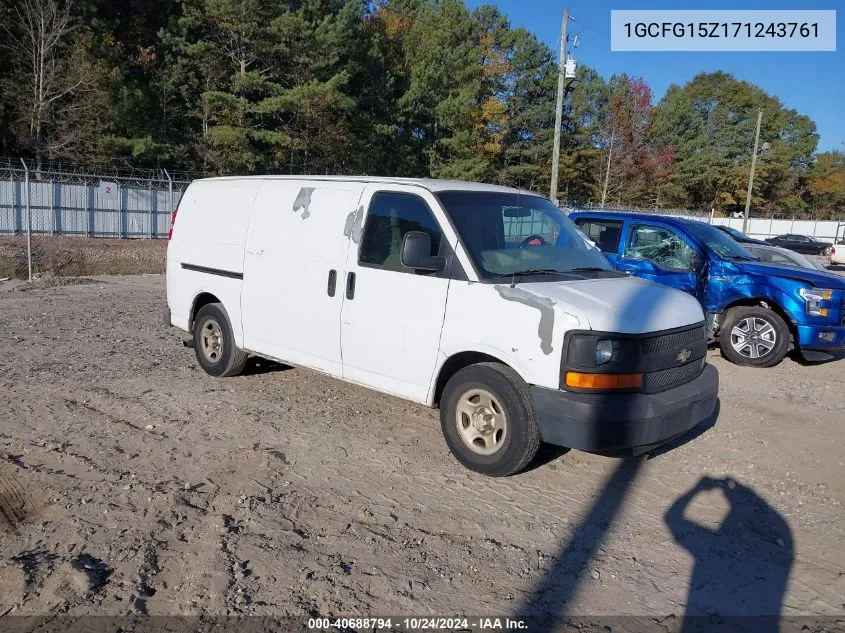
<box><xmin>549</xmin><ymin>8</ymin><xmax>569</xmax><ymax>204</ymax></box>
<box><xmin>601</xmin><ymin>131</ymin><xmax>614</xmax><ymax>207</ymax></box>
<box><xmin>742</xmin><ymin>109</ymin><xmax>762</xmax><ymax>234</ymax></box>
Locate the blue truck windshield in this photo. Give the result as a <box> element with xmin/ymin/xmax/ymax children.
<box><xmin>436</xmin><ymin>191</ymin><xmax>614</xmax><ymax>279</ymax></box>
<box><xmin>684</xmin><ymin>222</ymin><xmax>760</xmax><ymax>261</ymax></box>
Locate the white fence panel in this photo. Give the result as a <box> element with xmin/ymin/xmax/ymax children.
<box><xmin>0</xmin><ymin>172</ymin><xmax>187</xmax><ymax>238</ymax></box>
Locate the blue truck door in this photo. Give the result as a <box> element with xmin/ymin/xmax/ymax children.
<box><xmin>616</xmin><ymin>222</ymin><xmax>701</xmax><ymax>296</ymax></box>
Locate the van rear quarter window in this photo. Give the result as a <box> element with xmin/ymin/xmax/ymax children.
<box><xmin>359</xmin><ymin>192</ymin><xmax>444</xmax><ymax>271</ymax></box>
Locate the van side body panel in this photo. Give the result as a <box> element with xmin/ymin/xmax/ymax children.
<box><xmin>240</xmin><ymin>181</ymin><xmax>364</xmax><ymax>377</ymax></box>
<box><xmin>166</xmin><ymin>180</ymin><xmax>263</xmax><ymax>341</ymax></box>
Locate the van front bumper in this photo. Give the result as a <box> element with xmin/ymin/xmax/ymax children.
<box><xmin>531</xmin><ymin>364</ymin><xmax>719</xmax><ymax>452</ymax></box>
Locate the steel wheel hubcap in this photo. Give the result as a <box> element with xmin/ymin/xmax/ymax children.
<box><xmin>201</xmin><ymin>319</ymin><xmax>223</xmax><ymax>362</ymax></box>
<box><xmin>730</xmin><ymin>317</ymin><xmax>776</xmax><ymax>359</ymax></box>
<box><xmin>455</xmin><ymin>388</ymin><xmax>507</xmax><ymax>456</ymax></box>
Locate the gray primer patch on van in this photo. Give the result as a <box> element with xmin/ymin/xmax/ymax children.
<box><xmin>343</xmin><ymin>205</ymin><xmax>364</xmax><ymax>243</ymax></box>
<box><xmin>293</xmin><ymin>187</ymin><xmax>315</xmax><ymax>219</ymax></box>
<box><xmin>495</xmin><ymin>286</ymin><xmax>556</xmax><ymax>355</ymax></box>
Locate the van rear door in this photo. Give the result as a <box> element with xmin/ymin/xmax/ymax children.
<box><xmin>339</xmin><ymin>185</ymin><xmax>453</xmax><ymax>402</ymax></box>
<box><xmin>241</xmin><ymin>181</ymin><xmax>361</xmax><ymax>376</ymax></box>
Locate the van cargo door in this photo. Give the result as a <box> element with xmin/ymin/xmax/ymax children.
<box><xmin>241</xmin><ymin>181</ymin><xmax>361</xmax><ymax>377</ymax></box>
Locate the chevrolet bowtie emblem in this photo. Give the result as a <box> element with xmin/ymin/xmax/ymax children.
<box><xmin>676</xmin><ymin>348</ymin><xmax>692</xmax><ymax>363</ymax></box>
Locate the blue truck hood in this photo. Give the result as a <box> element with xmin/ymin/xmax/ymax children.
<box><xmin>731</xmin><ymin>261</ymin><xmax>845</xmax><ymax>289</ymax></box>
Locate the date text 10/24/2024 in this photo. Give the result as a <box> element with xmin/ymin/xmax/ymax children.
<box><xmin>307</xmin><ymin>618</ymin><xmax>528</xmax><ymax>631</ymax></box>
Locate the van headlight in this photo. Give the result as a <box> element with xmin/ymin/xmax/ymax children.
<box><xmin>595</xmin><ymin>339</ymin><xmax>614</xmax><ymax>365</ymax></box>
<box><xmin>798</xmin><ymin>288</ymin><xmax>834</xmax><ymax>317</ymax></box>
<box><xmin>563</xmin><ymin>333</ymin><xmax>642</xmax><ymax>391</ymax></box>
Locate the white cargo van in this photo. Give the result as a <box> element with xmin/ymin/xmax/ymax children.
<box><xmin>166</xmin><ymin>177</ymin><xmax>718</xmax><ymax>476</ymax></box>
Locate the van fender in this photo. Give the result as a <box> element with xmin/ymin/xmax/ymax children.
<box><xmin>425</xmin><ymin>345</ymin><xmax>536</xmax><ymax>407</ymax></box>
<box><xmin>186</xmin><ymin>281</ymin><xmax>245</xmax><ymax>346</ymax></box>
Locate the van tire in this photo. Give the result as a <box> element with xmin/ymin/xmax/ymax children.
<box><xmin>439</xmin><ymin>362</ymin><xmax>540</xmax><ymax>477</ymax></box>
<box><xmin>193</xmin><ymin>303</ymin><xmax>249</xmax><ymax>377</ymax></box>
<box><xmin>718</xmin><ymin>306</ymin><xmax>789</xmax><ymax>368</ymax></box>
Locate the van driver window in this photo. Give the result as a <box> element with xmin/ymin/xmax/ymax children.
<box><xmin>359</xmin><ymin>192</ymin><xmax>444</xmax><ymax>271</ymax></box>
<box><xmin>625</xmin><ymin>224</ymin><xmax>696</xmax><ymax>271</ymax></box>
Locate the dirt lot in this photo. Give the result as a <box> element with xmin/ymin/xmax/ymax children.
<box><xmin>0</xmin><ymin>275</ymin><xmax>843</xmax><ymax>628</ymax></box>
<box><xmin>0</xmin><ymin>237</ymin><xmax>166</xmax><ymax>279</ymax></box>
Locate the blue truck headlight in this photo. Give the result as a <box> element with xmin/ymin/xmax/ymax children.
<box><xmin>798</xmin><ymin>288</ymin><xmax>834</xmax><ymax>317</ymax></box>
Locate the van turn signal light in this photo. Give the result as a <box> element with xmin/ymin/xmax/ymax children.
<box><xmin>564</xmin><ymin>372</ymin><xmax>643</xmax><ymax>390</ymax></box>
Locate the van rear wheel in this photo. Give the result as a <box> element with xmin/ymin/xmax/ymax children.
<box><xmin>193</xmin><ymin>303</ymin><xmax>248</xmax><ymax>377</ymax></box>
<box><xmin>440</xmin><ymin>362</ymin><xmax>540</xmax><ymax>477</ymax></box>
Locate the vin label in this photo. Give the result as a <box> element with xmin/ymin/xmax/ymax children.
<box><xmin>610</xmin><ymin>10</ymin><xmax>836</xmax><ymax>51</ymax></box>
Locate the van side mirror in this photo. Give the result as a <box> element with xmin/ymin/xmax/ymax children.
<box><xmin>401</xmin><ymin>231</ymin><xmax>446</xmax><ymax>272</ymax></box>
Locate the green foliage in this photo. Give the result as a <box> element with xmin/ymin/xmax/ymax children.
<box><xmin>807</xmin><ymin>151</ymin><xmax>845</xmax><ymax>219</ymax></box>
<box><xmin>651</xmin><ymin>72</ymin><xmax>820</xmax><ymax>215</ymax></box>
<box><xmin>0</xmin><ymin>1</ymin><xmax>838</xmax><ymax>218</ymax></box>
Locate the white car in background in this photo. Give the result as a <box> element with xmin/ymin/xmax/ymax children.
<box><xmin>831</xmin><ymin>243</ymin><xmax>845</xmax><ymax>266</ymax></box>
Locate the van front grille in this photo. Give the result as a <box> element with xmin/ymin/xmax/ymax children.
<box><xmin>643</xmin><ymin>358</ymin><xmax>706</xmax><ymax>394</ymax></box>
<box><xmin>641</xmin><ymin>326</ymin><xmax>707</xmax><ymax>355</ymax></box>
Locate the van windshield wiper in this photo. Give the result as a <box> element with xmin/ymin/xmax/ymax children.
<box><xmin>730</xmin><ymin>255</ymin><xmax>761</xmax><ymax>261</ymax></box>
<box><xmin>511</xmin><ymin>268</ymin><xmax>567</xmax><ymax>276</ymax></box>
<box><xmin>507</xmin><ymin>268</ymin><xmax>571</xmax><ymax>287</ymax></box>
<box><xmin>566</xmin><ymin>266</ymin><xmax>609</xmax><ymax>272</ymax></box>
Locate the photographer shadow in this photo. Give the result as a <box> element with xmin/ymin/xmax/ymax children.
<box><xmin>665</xmin><ymin>476</ymin><xmax>794</xmax><ymax>632</ymax></box>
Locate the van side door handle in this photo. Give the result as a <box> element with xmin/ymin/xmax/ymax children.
<box><xmin>327</xmin><ymin>269</ymin><xmax>337</xmax><ymax>297</ymax></box>
<box><xmin>345</xmin><ymin>272</ymin><xmax>356</xmax><ymax>300</ymax></box>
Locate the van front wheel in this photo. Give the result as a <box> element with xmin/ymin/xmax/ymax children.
<box><xmin>193</xmin><ymin>303</ymin><xmax>249</xmax><ymax>377</ymax></box>
<box><xmin>440</xmin><ymin>362</ymin><xmax>540</xmax><ymax>477</ymax></box>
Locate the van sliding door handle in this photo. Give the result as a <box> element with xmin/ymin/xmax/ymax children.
<box><xmin>327</xmin><ymin>269</ymin><xmax>337</xmax><ymax>297</ymax></box>
<box><xmin>345</xmin><ymin>272</ymin><xmax>356</xmax><ymax>300</ymax></box>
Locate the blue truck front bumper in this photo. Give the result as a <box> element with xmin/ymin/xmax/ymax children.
<box><xmin>796</xmin><ymin>324</ymin><xmax>845</xmax><ymax>361</ymax></box>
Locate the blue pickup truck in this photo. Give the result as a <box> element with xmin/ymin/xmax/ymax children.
<box><xmin>569</xmin><ymin>212</ymin><xmax>845</xmax><ymax>367</ymax></box>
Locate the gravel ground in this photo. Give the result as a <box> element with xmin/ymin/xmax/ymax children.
<box><xmin>0</xmin><ymin>274</ymin><xmax>843</xmax><ymax>628</ymax></box>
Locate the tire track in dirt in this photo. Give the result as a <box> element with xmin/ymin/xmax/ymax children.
<box><xmin>0</xmin><ymin>466</ymin><xmax>36</xmax><ymax>532</ymax></box>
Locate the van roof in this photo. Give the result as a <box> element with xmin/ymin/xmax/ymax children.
<box><xmin>195</xmin><ymin>175</ymin><xmax>538</xmax><ymax>196</ymax></box>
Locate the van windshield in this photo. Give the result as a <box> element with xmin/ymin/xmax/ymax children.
<box><xmin>683</xmin><ymin>221</ymin><xmax>760</xmax><ymax>261</ymax></box>
<box><xmin>436</xmin><ymin>191</ymin><xmax>615</xmax><ymax>280</ymax></box>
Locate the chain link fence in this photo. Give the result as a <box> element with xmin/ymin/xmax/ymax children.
<box><xmin>0</xmin><ymin>159</ymin><xmax>194</xmax><ymax>239</ymax></box>
<box><xmin>2</xmin><ymin>159</ymin><xmax>841</xmax><ymax>251</ymax></box>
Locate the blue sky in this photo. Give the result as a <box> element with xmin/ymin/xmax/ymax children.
<box><xmin>465</xmin><ymin>0</ymin><xmax>844</xmax><ymax>152</ymax></box>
